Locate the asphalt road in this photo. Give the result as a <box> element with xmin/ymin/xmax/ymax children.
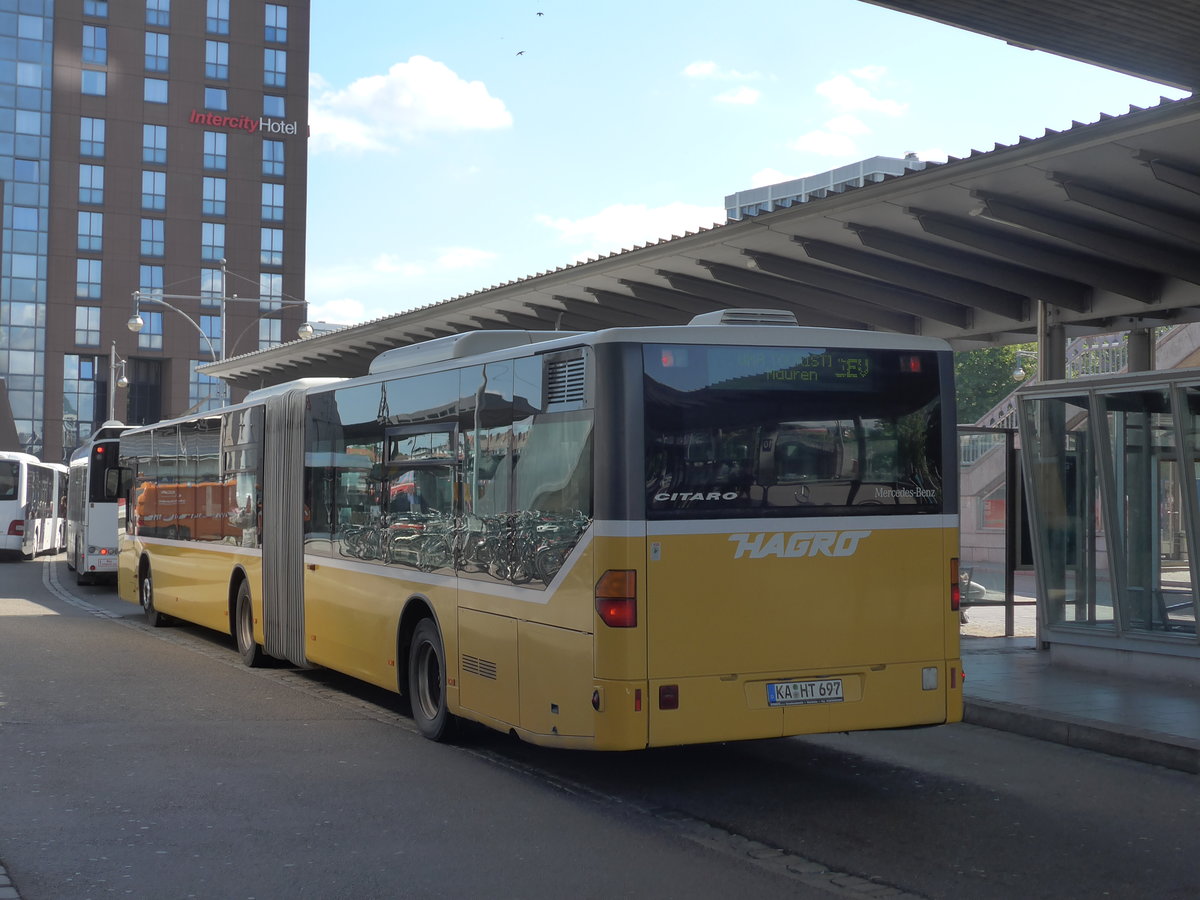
<box><xmin>2</xmin><ymin>556</ymin><xmax>1197</xmax><ymax>899</ymax></box>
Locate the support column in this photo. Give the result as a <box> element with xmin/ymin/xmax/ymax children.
<box><xmin>1127</xmin><ymin>328</ymin><xmax>1155</xmax><ymax>372</ymax></box>
<box><xmin>1037</xmin><ymin>301</ymin><xmax>1066</xmax><ymax>382</ymax></box>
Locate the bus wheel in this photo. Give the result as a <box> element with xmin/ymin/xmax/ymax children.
<box><xmin>234</xmin><ymin>581</ymin><xmax>266</xmax><ymax>668</ymax></box>
<box><xmin>408</xmin><ymin>618</ymin><xmax>455</xmax><ymax>742</ymax></box>
<box><xmin>140</xmin><ymin>566</ymin><xmax>169</xmax><ymax>627</ymax></box>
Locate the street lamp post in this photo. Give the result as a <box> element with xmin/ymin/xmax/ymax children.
<box><xmin>128</xmin><ymin>259</ymin><xmax>313</xmax><ymax>407</ymax></box>
<box><xmin>108</xmin><ymin>340</ymin><xmax>129</xmax><ymax>422</ymax></box>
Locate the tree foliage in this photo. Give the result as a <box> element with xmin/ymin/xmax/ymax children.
<box><xmin>954</xmin><ymin>343</ymin><xmax>1036</xmax><ymax>424</ymax></box>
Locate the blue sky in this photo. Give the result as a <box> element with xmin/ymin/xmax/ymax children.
<box><xmin>303</xmin><ymin>0</ymin><xmax>1190</xmax><ymax>327</ymax></box>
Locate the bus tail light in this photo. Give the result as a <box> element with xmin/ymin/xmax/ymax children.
<box><xmin>595</xmin><ymin>570</ymin><xmax>637</xmax><ymax>627</ymax></box>
<box><xmin>950</xmin><ymin>557</ymin><xmax>961</xmax><ymax>612</ymax></box>
<box><xmin>659</xmin><ymin>684</ymin><xmax>679</xmax><ymax>710</ymax></box>
<box><xmin>7</xmin><ymin>520</ymin><xmax>23</xmax><ymax>536</ymax></box>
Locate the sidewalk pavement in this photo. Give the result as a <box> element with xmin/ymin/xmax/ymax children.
<box><xmin>960</xmin><ymin>607</ymin><xmax>1200</xmax><ymax>774</ymax></box>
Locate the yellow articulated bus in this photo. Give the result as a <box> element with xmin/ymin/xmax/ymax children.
<box><xmin>117</xmin><ymin>309</ymin><xmax>962</xmax><ymax>750</ymax></box>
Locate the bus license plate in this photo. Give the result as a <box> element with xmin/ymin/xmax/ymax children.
<box><xmin>767</xmin><ymin>678</ymin><xmax>843</xmax><ymax>706</ymax></box>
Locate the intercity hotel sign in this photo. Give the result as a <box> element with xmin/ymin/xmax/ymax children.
<box><xmin>187</xmin><ymin>110</ymin><xmax>304</xmax><ymax>136</ymax></box>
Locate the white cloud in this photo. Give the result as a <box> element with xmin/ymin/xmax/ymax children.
<box><xmin>536</xmin><ymin>202</ymin><xmax>725</xmax><ymax>261</ymax></box>
<box><xmin>682</xmin><ymin>60</ymin><xmax>761</xmax><ymax>80</ymax></box>
<box><xmin>305</xmin><ymin>247</ymin><xmax>500</xmax><ymax>324</ymax></box>
<box><xmin>850</xmin><ymin>65</ymin><xmax>887</xmax><ymax>81</ymax></box>
<box><xmin>714</xmin><ymin>86</ymin><xmax>761</xmax><ymax>105</ymax></box>
<box><xmin>310</xmin><ymin>56</ymin><xmax>513</xmax><ymax>152</ymax></box>
<box><xmin>683</xmin><ymin>61</ymin><xmax>718</xmax><ymax>78</ymax></box>
<box><xmin>815</xmin><ymin>73</ymin><xmax>906</xmax><ymax>117</ymax></box>
<box><xmin>789</xmin><ymin>114</ymin><xmax>873</xmax><ymax>157</ymax></box>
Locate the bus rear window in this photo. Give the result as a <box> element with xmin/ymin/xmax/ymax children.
<box><xmin>0</xmin><ymin>462</ymin><xmax>17</xmax><ymax>501</ymax></box>
<box><xmin>643</xmin><ymin>344</ymin><xmax>944</xmax><ymax>518</ymax></box>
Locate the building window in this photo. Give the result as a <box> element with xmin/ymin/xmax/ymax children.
<box><xmin>200</xmin><ymin>268</ymin><xmax>223</xmax><ymax>307</ymax></box>
<box><xmin>63</xmin><ymin>356</ymin><xmax>101</xmax><ymax>452</ymax></box>
<box><xmin>140</xmin><ymin>218</ymin><xmax>164</xmax><ymax>256</ymax></box>
<box><xmin>189</xmin><ymin>361</ymin><xmax>221</xmax><ymax>411</ymax></box>
<box><xmin>139</xmin><ymin>264</ymin><xmax>163</xmax><ymax>297</ymax></box>
<box><xmin>13</xmin><ymin>159</ymin><xmax>38</xmax><ymax>182</ymax></box>
<box><xmin>263</xmin><ymin>95</ymin><xmax>285</xmax><ymax>119</ymax></box>
<box><xmin>145</xmin><ymin>32</ymin><xmax>169</xmax><ymax>72</ymax></box>
<box><xmin>259</xmin><ymin>273</ymin><xmax>282</xmax><ymax>302</ymax></box>
<box><xmin>201</xmin><ymin>177</ymin><xmax>226</xmax><ymax>216</ymax></box>
<box><xmin>75</xmin><ymin>307</ymin><xmax>101</xmax><ymax>346</ymax></box>
<box><xmin>260</xmin><ymin>228</ymin><xmax>283</xmax><ymax>266</ymax></box>
<box><xmin>262</xmin><ymin>140</ymin><xmax>284</xmax><ymax>177</ymax></box>
<box><xmin>204</xmin><ymin>87</ymin><xmax>228</xmax><ymax>111</ymax></box>
<box><xmin>205</xmin><ymin>40</ymin><xmax>229</xmax><ymax>80</ymax></box>
<box><xmin>199</xmin><ymin>315</ymin><xmax>222</xmax><ymax>359</ymax></box>
<box><xmin>206</xmin><ymin>0</ymin><xmax>229</xmax><ymax>34</ymax></box>
<box><xmin>143</xmin><ymin>124</ymin><xmax>167</xmax><ymax>164</ymax></box>
<box><xmin>144</xmin><ymin>78</ymin><xmax>168</xmax><ymax>103</ymax></box>
<box><xmin>76</xmin><ymin>259</ymin><xmax>102</xmax><ymax>299</ymax></box>
<box><xmin>261</xmin><ymin>183</ymin><xmax>284</xmax><ymax>221</ymax></box>
<box><xmin>265</xmin><ymin>4</ymin><xmax>287</xmax><ymax>42</ymax></box>
<box><xmin>84</xmin><ymin>1</ymin><xmax>108</xmax><ymax>18</ymax></box>
<box><xmin>203</xmin><ymin>131</ymin><xmax>227</xmax><ymax>170</ymax></box>
<box><xmin>146</xmin><ymin>0</ymin><xmax>170</xmax><ymax>26</ymax></box>
<box><xmin>141</xmin><ymin>170</ymin><xmax>166</xmax><ymax>210</ymax></box>
<box><xmin>77</xmin><ymin>212</ymin><xmax>103</xmax><ymax>251</ymax></box>
<box><xmin>82</xmin><ymin>25</ymin><xmax>107</xmax><ymax>64</ymax></box>
<box><xmin>79</xmin><ymin>164</ymin><xmax>104</xmax><ymax>205</ymax></box>
<box><xmin>12</xmin><ymin>207</ymin><xmax>37</xmax><ymax>231</ymax></box>
<box><xmin>81</xmin><ymin>70</ymin><xmax>106</xmax><ymax>96</ymax></box>
<box><xmin>81</xmin><ymin>117</ymin><xmax>105</xmax><ymax>157</ymax></box>
<box><xmin>264</xmin><ymin>49</ymin><xmax>286</xmax><ymax>88</ymax></box>
<box><xmin>258</xmin><ymin>318</ymin><xmax>282</xmax><ymax>351</ymax></box>
<box><xmin>201</xmin><ymin>222</ymin><xmax>225</xmax><ymax>261</ymax></box>
<box><xmin>137</xmin><ymin>311</ymin><xmax>163</xmax><ymax>351</ymax></box>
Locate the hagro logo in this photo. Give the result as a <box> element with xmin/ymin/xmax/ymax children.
<box><xmin>728</xmin><ymin>530</ymin><xmax>872</xmax><ymax>559</ymax></box>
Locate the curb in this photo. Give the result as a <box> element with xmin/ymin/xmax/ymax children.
<box><xmin>964</xmin><ymin>699</ymin><xmax>1200</xmax><ymax>774</ymax></box>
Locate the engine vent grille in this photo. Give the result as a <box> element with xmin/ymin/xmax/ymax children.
<box><xmin>546</xmin><ymin>357</ymin><xmax>587</xmax><ymax>406</ymax></box>
<box><xmin>462</xmin><ymin>655</ymin><xmax>498</xmax><ymax>680</ymax></box>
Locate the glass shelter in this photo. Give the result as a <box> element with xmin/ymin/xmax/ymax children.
<box><xmin>1018</xmin><ymin>371</ymin><xmax>1200</xmax><ymax>678</ymax></box>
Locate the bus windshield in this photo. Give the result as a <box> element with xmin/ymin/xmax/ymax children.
<box><xmin>643</xmin><ymin>343</ymin><xmax>944</xmax><ymax>518</ymax></box>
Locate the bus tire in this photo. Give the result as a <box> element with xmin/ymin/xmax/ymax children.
<box><xmin>408</xmin><ymin>618</ymin><xmax>455</xmax><ymax>742</ymax></box>
<box><xmin>234</xmin><ymin>581</ymin><xmax>266</xmax><ymax>668</ymax></box>
<box><xmin>140</xmin><ymin>565</ymin><xmax>169</xmax><ymax>627</ymax></box>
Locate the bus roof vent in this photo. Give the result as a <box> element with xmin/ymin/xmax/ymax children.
<box><xmin>370</xmin><ymin>330</ymin><xmax>579</xmax><ymax>374</ymax></box>
<box><xmin>546</xmin><ymin>356</ymin><xmax>587</xmax><ymax>408</ymax></box>
<box><xmin>688</xmin><ymin>308</ymin><xmax>799</xmax><ymax>327</ymax></box>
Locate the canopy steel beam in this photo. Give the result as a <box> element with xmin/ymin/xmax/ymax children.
<box><xmin>652</xmin><ymin>270</ymin><xmax>872</xmax><ymax>330</ymax></box>
<box><xmin>793</xmin><ymin>237</ymin><xmax>1027</xmax><ymax>320</ymax></box>
<box><xmin>1050</xmin><ymin>173</ymin><xmax>1200</xmax><ymax>241</ymax></box>
<box><xmin>1138</xmin><ymin>153</ymin><xmax>1200</xmax><ymax>196</ymax></box>
<box><xmin>574</xmin><ymin>290</ymin><xmax>690</xmax><ymax>324</ymax></box>
<box><xmin>705</xmin><ymin>258</ymin><xmax>917</xmax><ymax>333</ymax></box>
<box><xmin>908</xmin><ymin>207</ymin><xmax>1160</xmax><ymax>304</ymax></box>
<box><xmin>974</xmin><ymin>190</ymin><xmax>1200</xmax><ymax>287</ymax></box>
<box><xmin>847</xmin><ymin>223</ymin><xmax>1089</xmax><ymax>312</ymax></box>
<box><xmin>724</xmin><ymin>252</ymin><xmax>972</xmax><ymax>328</ymax></box>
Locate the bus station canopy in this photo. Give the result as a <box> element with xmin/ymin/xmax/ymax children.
<box><xmin>203</xmin><ymin>2</ymin><xmax>1200</xmax><ymax>393</ymax></box>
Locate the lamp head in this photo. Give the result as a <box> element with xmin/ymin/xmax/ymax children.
<box><xmin>127</xmin><ymin>313</ymin><xmax>145</xmax><ymax>333</ymax></box>
<box><xmin>297</xmin><ymin>322</ymin><xmax>315</xmax><ymax>339</ymax></box>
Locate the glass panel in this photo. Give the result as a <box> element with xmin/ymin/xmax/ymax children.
<box><xmin>643</xmin><ymin>344</ymin><xmax>943</xmax><ymax>519</ymax></box>
<box><xmin>1021</xmin><ymin>395</ymin><xmax>1114</xmax><ymax>630</ymax></box>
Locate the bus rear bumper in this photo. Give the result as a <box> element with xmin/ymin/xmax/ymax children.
<box><xmin>647</xmin><ymin>659</ymin><xmax>963</xmax><ymax>747</ymax></box>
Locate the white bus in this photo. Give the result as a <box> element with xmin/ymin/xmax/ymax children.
<box><xmin>67</xmin><ymin>421</ymin><xmax>130</xmax><ymax>584</ymax></box>
<box><xmin>0</xmin><ymin>452</ymin><xmax>68</xmax><ymax>559</ymax></box>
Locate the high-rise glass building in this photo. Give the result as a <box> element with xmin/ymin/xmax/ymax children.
<box><xmin>0</xmin><ymin>0</ymin><xmax>309</xmax><ymax>461</ymax></box>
